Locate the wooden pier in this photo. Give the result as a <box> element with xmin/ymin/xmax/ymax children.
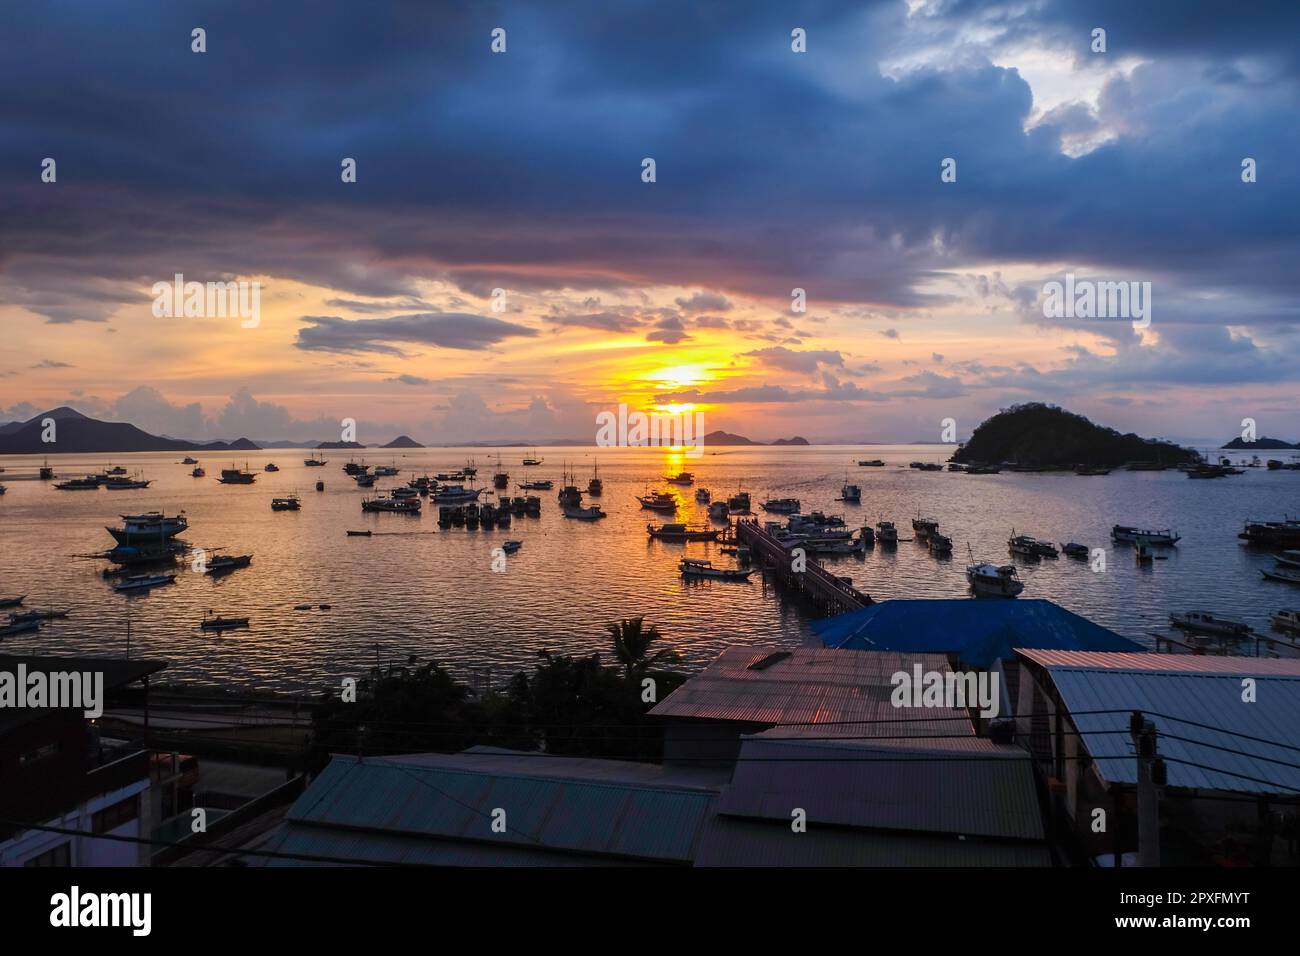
<box><xmin>735</xmin><ymin>519</ymin><xmax>872</xmax><ymax>615</ymax></box>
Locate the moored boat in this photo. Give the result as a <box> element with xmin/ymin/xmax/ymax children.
<box><xmin>218</xmin><ymin>466</ymin><xmax>256</xmax><ymax>484</ymax></box>
<box><xmin>114</xmin><ymin>573</ymin><xmax>177</xmax><ymax>592</ymax></box>
<box><xmin>587</xmin><ymin>461</ymin><xmax>603</xmax><ymax>496</ymax></box>
<box><xmin>638</xmin><ymin>491</ymin><xmax>677</xmax><ymax>512</ymax></box>
<box><xmin>876</xmin><ymin>520</ymin><xmax>898</xmax><ymax>544</ymax></box>
<box><xmin>761</xmin><ymin>498</ymin><xmax>800</xmax><ymax>514</ymax></box>
<box><xmin>837</xmin><ymin>483</ymin><xmax>861</xmax><ymax>503</ymax></box>
<box><xmin>1061</xmin><ymin>542</ymin><xmax>1090</xmax><ymax>558</ymax></box>
<box><xmin>0</xmin><ymin>595</ymin><xmax>27</xmax><ymax>609</ymax></box>
<box><xmin>265</xmin><ymin>463</ymin><xmax>280</xmax><ymax>472</ymax></box>
<box><xmin>271</xmin><ymin>495</ymin><xmax>302</xmax><ymax>511</ymax></box>
<box><xmin>679</xmin><ymin>558</ymin><xmax>752</xmax><ymax>581</ymax></box>
<box><xmin>967</xmin><ymin>563</ymin><xmax>1024</xmax><ymax>598</ymax></box>
<box><xmin>205</xmin><ymin>553</ymin><xmax>253</xmax><ymax>574</ymax></box>
<box><xmin>305</xmin><ymin>454</ymin><xmax>328</xmax><ymax>466</ymax></box>
<box><xmin>665</xmin><ymin>471</ymin><xmax>694</xmax><ymax>485</ymax></box>
<box><xmin>562</xmin><ymin>504</ymin><xmax>607</xmax><ymax>520</ymax></box>
<box><xmin>361</xmin><ymin>495</ymin><xmax>421</xmax><ymax>514</ymax></box>
<box><xmin>647</xmin><ymin>523</ymin><xmax>721</xmax><ymax>542</ymax></box>
<box><xmin>695</xmin><ymin>488</ymin><xmax>711</xmax><ymax>503</ymax></box>
<box><xmin>0</xmin><ymin>619</ymin><xmax>40</xmax><ymax>637</ymax></box>
<box><xmin>201</xmin><ymin>613</ymin><xmax>250</xmax><ymax>631</ymax></box>
<box><xmin>1271</xmin><ymin>609</ymin><xmax>1300</xmax><ymax>633</ymax></box>
<box><xmin>1112</xmin><ymin>525</ymin><xmax>1180</xmax><ymax>546</ymax></box>
<box><xmin>107</xmin><ymin>512</ymin><xmax>188</xmax><ymax>546</ymax></box>
<box><xmin>928</xmin><ymin>532</ymin><xmax>952</xmax><ymax>555</ymax></box>
<box><xmin>708</xmin><ymin>500</ymin><xmax>729</xmax><ymax>521</ymax></box>
<box><xmin>857</xmin><ymin>459</ymin><xmax>884</xmax><ymax>467</ymax></box>
<box><xmin>1261</xmin><ymin>565</ymin><xmax>1300</xmax><ymax>586</ymax></box>
<box><xmin>1170</xmin><ymin>610</ymin><xmax>1251</xmax><ymax>637</ymax></box>
<box><xmin>727</xmin><ymin>490</ymin><xmax>752</xmax><ymax>515</ymax></box>
<box><xmin>191</xmin><ymin>466</ymin><xmax>205</xmax><ymax>478</ymax></box>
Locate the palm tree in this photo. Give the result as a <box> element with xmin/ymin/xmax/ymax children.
<box><xmin>606</xmin><ymin>617</ymin><xmax>680</xmax><ymax>683</ymax></box>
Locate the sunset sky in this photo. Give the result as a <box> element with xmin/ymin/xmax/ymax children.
<box><xmin>2</xmin><ymin>0</ymin><xmax>1298</xmax><ymax>444</ymax></box>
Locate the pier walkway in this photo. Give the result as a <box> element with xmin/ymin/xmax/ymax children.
<box><xmin>735</xmin><ymin>519</ymin><xmax>872</xmax><ymax>615</ymax></box>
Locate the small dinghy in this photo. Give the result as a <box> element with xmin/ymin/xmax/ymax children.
<box><xmin>201</xmin><ymin>612</ymin><xmax>250</xmax><ymax>631</ymax></box>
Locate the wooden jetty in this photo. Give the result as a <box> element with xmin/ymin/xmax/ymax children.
<box><xmin>735</xmin><ymin>519</ymin><xmax>872</xmax><ymax>614</ymax></box>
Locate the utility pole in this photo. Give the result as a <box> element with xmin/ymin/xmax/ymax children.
<box><xmin>1130</xmin><ymin>711</ymin><xmax>1165</xmax><ymax>867</ymax></box>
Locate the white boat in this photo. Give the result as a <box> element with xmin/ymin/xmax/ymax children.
<box><xmin>562</xmin><ymin>504</ymin><xmax>606</xmax><ymax>520</ymax></box>
<box><xmin>107</xmin><ymin>512</ymin><xmax>188</xmax><ymax>545</ymax></box>
<box><xmin>432</xmin><ymin>485</ymin><xmax>483</xmax><ymax>504</ymax></box>
<box><xmin>361</xmin><ymin>496</ymin><xmax>421</xmax><ymax>514</ymax></box>
<box><xmin>1169</xmin><ymin>610</ymin><xmax>1251</xmax><ymax>637</ymax></box>
<box><xmin>114</xmin><ymin>573</ymin><xmax>177</xmax><ymax>592</ymax></box>
<box><xmin>967</xmin><ymin>563</ymin><xmax>1024</xmax><ymax>598</ymax></box>
<box><xmin>679</xmin><ymin>558</ymin><xmax>752</xmax><ymax>581</ymax></box>
<box><xmin>1111</xmin><ymin>525</ymin><xmax>1179</xmax><ymax>545</ymax></box>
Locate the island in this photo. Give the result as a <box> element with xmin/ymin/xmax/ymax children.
<box><xmin>950</xmin><ymin>403</ymin><xmax>1198</xmax><ymax>469</ymax></box>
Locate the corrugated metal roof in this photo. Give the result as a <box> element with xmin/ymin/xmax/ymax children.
<box><xmin>286</xmin><ymin>754</ymin><xmax>717</xmax><ymax>863</ymax></box>
<box><xmin>695</xmin><ymin>816</ymin><xmax>1052</xmax><ymax>867</ymax></box>
<box><xmin>649</xmin><ymin>646</ymin><xmax>969</xmax><ymax>733</ymax></box>
<box><xmin>1019</xmin><ymin>650</ymin><xmax>1300</xmax><ymax>674</ymax></box>
<box><xmin>715</xmin><ymin>736</ymin><xmax>1044</xmax><ymax>840</ymax></box>
<box><xmin>812</xmin><ymin>600</ymin><xmax>1142</xmax><ymax>666</ymax></box>
<box><xmin>1030</xmin><ymin>665</ymin><xmax>1300</xmax><ymax>794</ymax></box>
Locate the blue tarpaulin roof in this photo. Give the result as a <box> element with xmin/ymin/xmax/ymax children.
<box><xmin>812</xmin><ymin>599</ymin><xmax>1143</xmax><ymax>667</ymax></box>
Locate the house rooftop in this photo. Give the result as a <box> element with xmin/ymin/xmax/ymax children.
<box><xmin>1018</xmin><ymin>649</ymin><xmax>1300</xmax><ymax>795</ymax></box>
<box><xmin>813</xmin><ymin>599</ymin><xmax>1143</xmax><ymax>667</ymax></box>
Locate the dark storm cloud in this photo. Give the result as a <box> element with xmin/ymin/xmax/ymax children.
<box><xmin>0</xmin><ymin>0</ymin><xmax>1297</xmax><ymax>355</ymax></box>
<box><xmin>295</xmin><ymin>313</ymin><xmax>538</xmax><ymax>355</ymax></box>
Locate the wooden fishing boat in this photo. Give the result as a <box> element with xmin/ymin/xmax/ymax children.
<box><xmin>647</xmin><ymin>523</ymin><xmax>721</xmax><ymax>542</ymax></box>
<box><xmin>679</xmin><ymin>558</ymin><xmax>752</xmax><ymax>581</ymax></box>
<box><xmin>638</xmin><ymin>491</ymin><xmax>677</xmax><ymax>512</ymax></box>
<box><xmin>114</xmin><ymin>574</ymin><xmax>177</xmax><ymax>592</ymax></box>
<box><xmin>0</xmin><ymin>595</ymin><xmax>26</xmax><ymax>609</ymax></box>
<box><xmin>1170</xmin><ymin>610</ymin><xmax>1251</xmax><ymax>637</ymax></box>
<box><xmin>201</xmin><ymin>613</ymin><xmax>250</xmax><ymax>631</ymax></box>
<box><xmin>0</xmin><ymin>618</ymin><xmax>40</xmax><ymax>637</ymax></box>
<box><xmin>967</xmin><ymin>563</ymin><xmax>1023</xmax><ymax>598</ymax></box>
<box><xmin>205</xmin><ymin>553</ymin><xmax>253</xmax><ymax>574</ymax></box>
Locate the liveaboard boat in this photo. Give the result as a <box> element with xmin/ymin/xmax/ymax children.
<box><xmin>664</xmin><ymin>471</ymin><xmax>694</xmax><ymax>485</ymax></box>
<box><xmin>588</xmin><ymin>462</ymin><xmax>602</xmax><ymax>496</ymax></box>
<box><xmin>761</xmin><ymin>498</ymin><xmax>801</xmax><ymax>514</ymax></box>
<box><xmin>493</xmin><ymin>455</ymin><xmax>509</xmax><ymax>489</ymax></box>
<box><xmin>271</xmin><ymin>495</ymin><xmax>302</xmax><ymax>511</ymax></box>
<box><xmin>54</xmin><ymin>476</ymin><xmax>101</xmax><ymax>490</ymax></box>
<box><xmin>875</xmin><ymin>520</ymin><xmax>898</xmax><ymax>544</ymax></box>
<box><xmin>1007</xmin><ymin>534</ymin><xmax>1040</xmax><ymax>559</ymax></box>
<box><xmin>837</xmin><ymin>483</ymin><xmax>861</xmax><ymax>503</ymax></box>
<box><xmin>107</xmin><ymin>513</ymin><xmax>188</xmax><ymax>546</ymax></box>
<box><xmin>523</xmin><ymin>449</ymin><xmax>544</xmax><ymax>466</ymax></box>
<box><xmin>373</xmin><ymin>465</ymin><xmax>400</xmax><ymax>477</ymax></box>
<box><xmin>217</xmin><ymin>466</ymin><xmax>257</xmax><ymax>484</ymax></box>
<box><xmin>104</xmin><ymin>476</ymin><xmax>151</xmax><ymax>490</ymax></box>
<box><xmin>928</xmin><ymin>532</ymin><xmax>953</xmax><ymax>555</ymax></box>
<box><xmin>912</xmin><ymin>516</ymin><xmax>938</xmax><ymax>538</ymax></box>
<box><xmin>967</xmin><ymin>563</ymin><xmax>1024</xmax><ymax>598</ymax></box>
<box><xmin>305</xmin><ymin>454</ymin><xmax>328</xmax><ymax>466</ymax></box>
<box><xmin>518</xmin><ymin>479</ymin><xmax>553</xmax><ymax>491</ymax></box>
<box><xmin>1239</xmin><ymin>517</ymin><xmax>1300</xmax><ymax>549</ymax></box>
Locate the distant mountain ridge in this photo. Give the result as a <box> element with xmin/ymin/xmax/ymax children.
<box><xmin>0</xmin><ymin>407</ymin><xmax>261</xmax><ymax>454</ymax></box>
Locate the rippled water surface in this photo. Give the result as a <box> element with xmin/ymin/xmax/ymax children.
<box><xmin>2</xmin><ymin>446</ymin><xmax>1297</xmax><ymax>691</ymax></box>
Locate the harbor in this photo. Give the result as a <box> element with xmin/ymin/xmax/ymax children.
<box><xmin>3</xmin><ymin>443</ymin><xmax>1300</xmax><ymax>690</ymax></box>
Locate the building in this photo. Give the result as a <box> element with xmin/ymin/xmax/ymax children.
<box><xmin>813</xmin><ymin>599</ymin><xmax>1145</xmax><ymax>666</ymax></box>
<box><xmin>647</xmin><ymin>646</ymin><xmax>975</xmax><ymax>768</ymax></box>
<box><xmin>0</xmin><ymin>654</ymin><xmax>166</xmax><ymax>867</ymax></box>
<box><xmin>1014</xmin><ymin>650</ymin><xmax>1300</xmax><ymax>866</ymax></box>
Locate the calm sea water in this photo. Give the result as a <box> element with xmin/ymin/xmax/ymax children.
<box><xmin>1</xmin><ymin>445</ymin><xmax>1298</xmax><ymax>691</ymax></box>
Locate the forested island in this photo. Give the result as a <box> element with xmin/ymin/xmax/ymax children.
<box><xmin>951</xmin><ymin>403</ymin><xmax>1198</xmax><ymax>468</ymax></box>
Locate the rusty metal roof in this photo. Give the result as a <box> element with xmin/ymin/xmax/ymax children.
<box><xmin>648</xmin><ymin>646</ymin><xmax>970</xmax><ymax>733</ymax></box>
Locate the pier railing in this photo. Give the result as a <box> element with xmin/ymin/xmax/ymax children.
<box><xmin>735</xmin><ymin>519</ymin><xmax>872</xmax><ymax>615</ymax></box>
